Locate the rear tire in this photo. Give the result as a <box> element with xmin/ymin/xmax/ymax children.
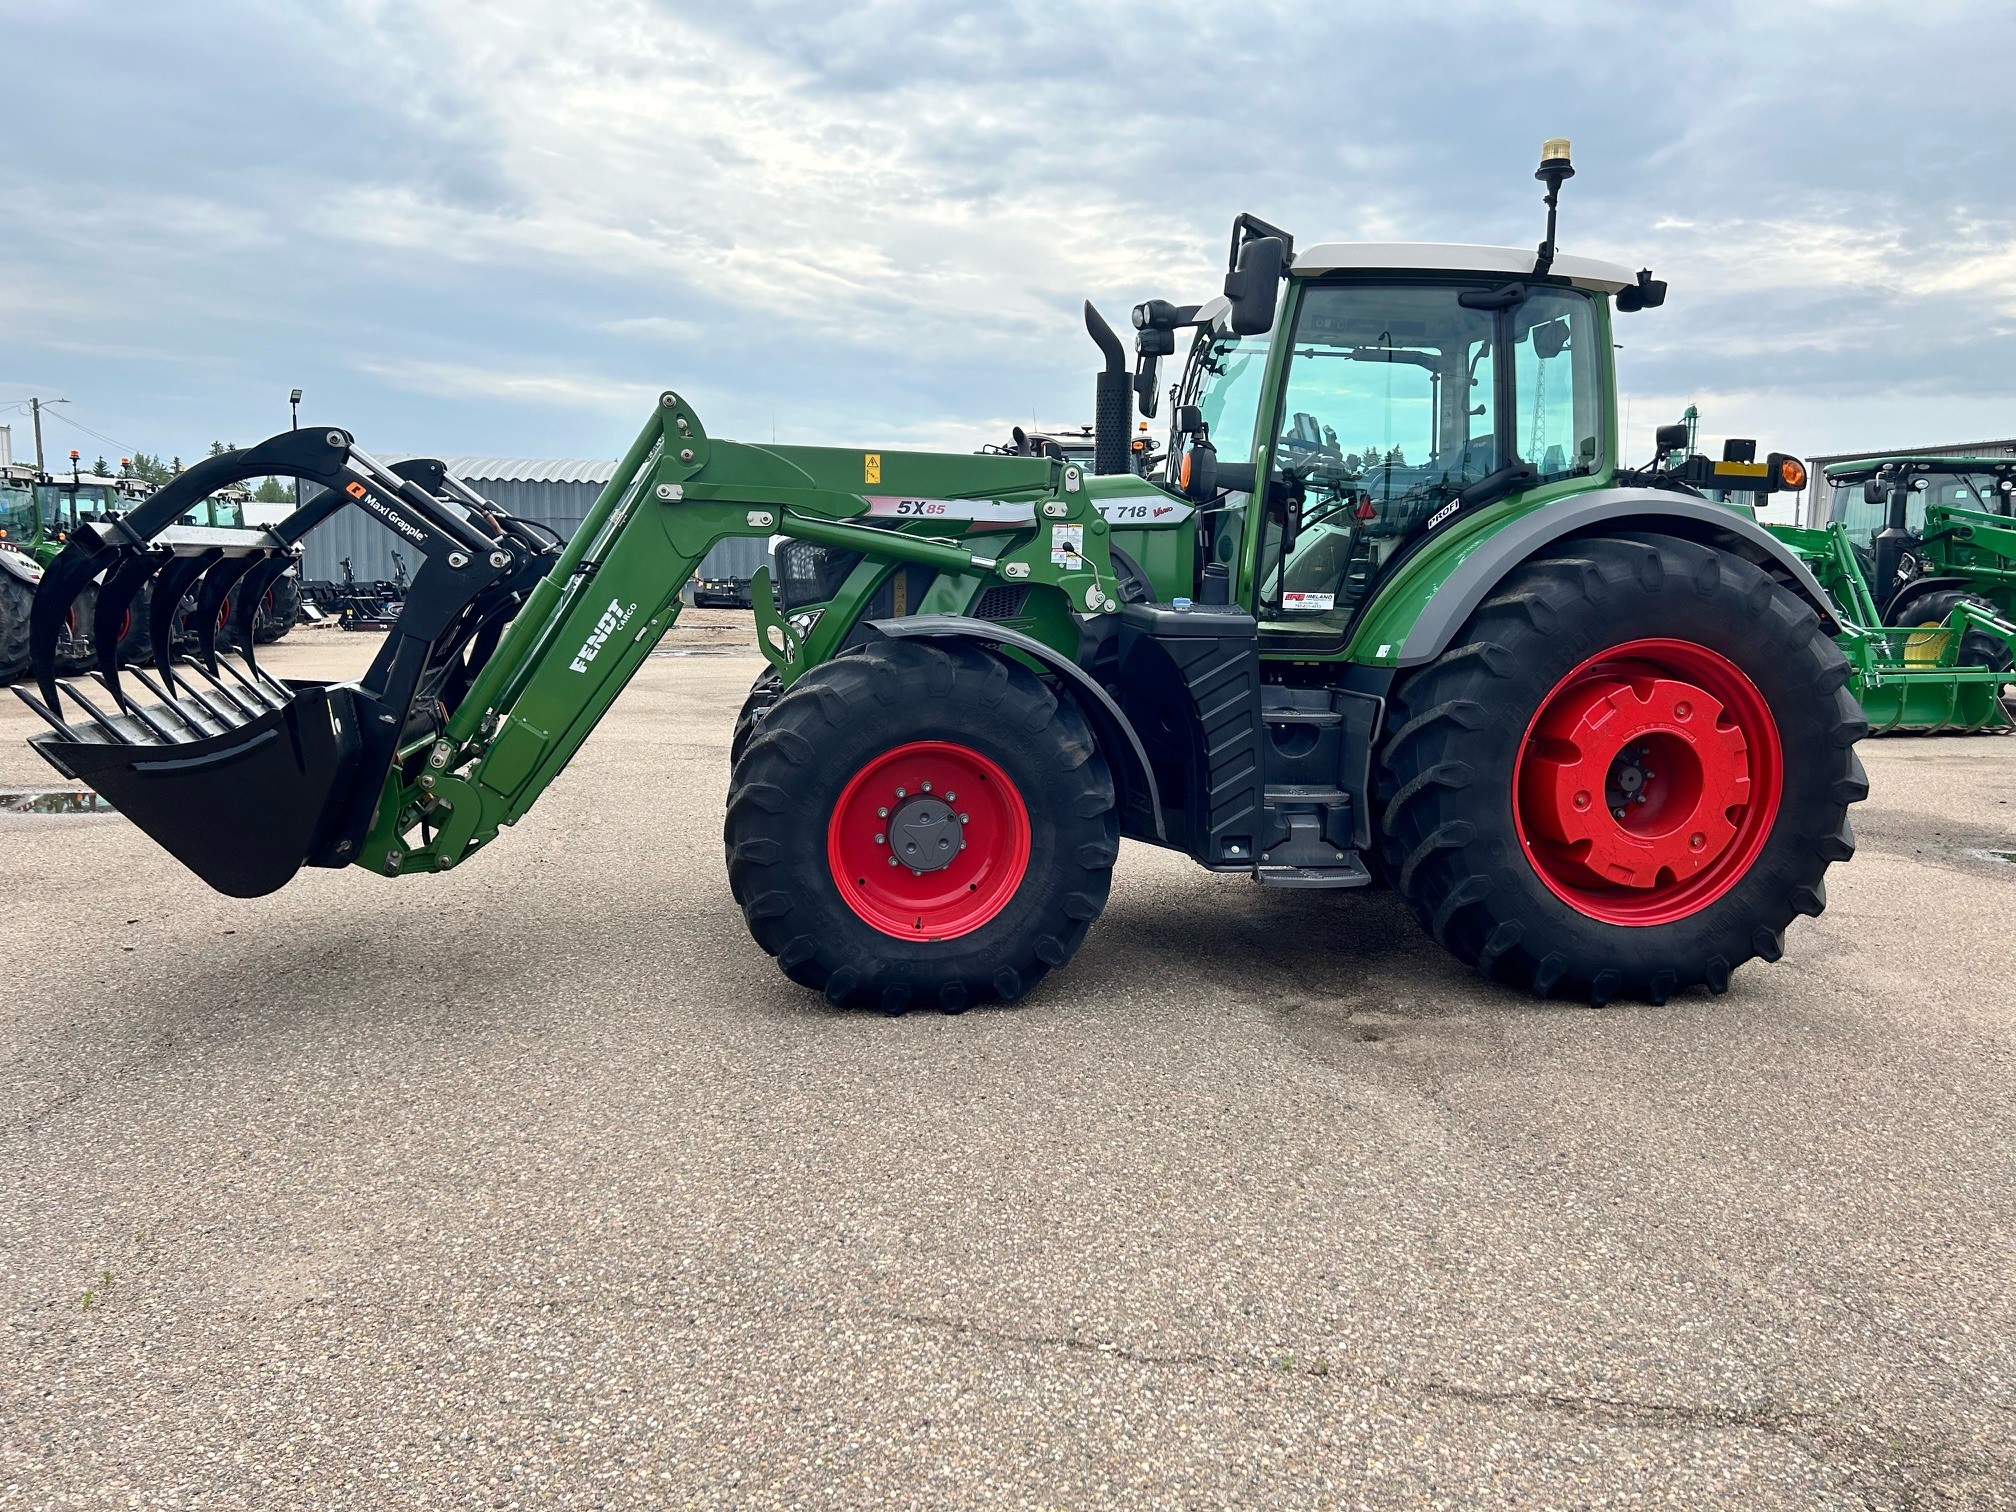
<box><xmin>1377</xmin><ymin>534</ymin><xmax>1867</xmax><ymax>1005</ymax></box>
<box><xmin>725</xmin><ymin>638</ymin><xmax>1118</xmax><ymax>1013</ymax></box>
<box><xmin>254</xmin><ymin>575</ymin><xmax>303</xmax><ymax>644</ymax></box>
<box><xmin>0</xmin><ymin>569</ymin><xmax>30</xmax><ymax>684</ymax></box>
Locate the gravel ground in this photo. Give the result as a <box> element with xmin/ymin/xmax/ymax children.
<box><xmin>1</xmin><ymin>625</ymin><xmax>2011</xmax><ymax>1509</ymax></box>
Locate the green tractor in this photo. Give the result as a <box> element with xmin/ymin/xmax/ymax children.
<box><xmin>1766</xmin><ymin>456</ymin><xmax>2016</xmax><ymax>732</ymax></box>
<box><xmin>19</xmin><ymin>142</ymin><xmax>1866</xmax><ymax>1010</ymax></box>
<box><xmin>0</xmin><ymin>464</ymin><xmax>303</xmax><ymax>684</ymax></box>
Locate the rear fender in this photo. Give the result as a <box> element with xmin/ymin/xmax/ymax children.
<box><xmin>864</xmin><ymin>614</ymin><xmax>1165</xmax><ymax>843</ymax></box>
<box><xmin>1374</xmin><ymin>490</ymin><xmax>1841</xmax><ymax>668</ymax></box>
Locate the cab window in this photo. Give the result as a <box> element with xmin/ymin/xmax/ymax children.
<box><xmin>1256</xmin><ymin>283</ymin><xmax>1503</xmax><ymax>636</ymax></box>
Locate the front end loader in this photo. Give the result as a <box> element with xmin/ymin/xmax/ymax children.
<box><xmin>20</xmin><ymin>142</ymin><xmax>1868</xmax><ymax>1010</ymax></box>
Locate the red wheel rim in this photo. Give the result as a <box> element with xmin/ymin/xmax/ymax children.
<box><xmin>1513</xmin><ymin>638</ymin><xmax>1782</xmax><ymax>927</ymax></box>
<box><xmin>827</xmin><ymin>740</ymin><xmax>1031</xmax><ymax>940</ymax></box>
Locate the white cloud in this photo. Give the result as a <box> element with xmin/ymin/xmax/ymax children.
<box><xmin>351</xmin><ymin>357</ymin><xmax>642</xmax><ymax>409</ymax></box>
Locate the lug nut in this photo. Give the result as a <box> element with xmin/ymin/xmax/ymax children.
<box><xmin>895</xmin><ymin>787</ymin><xmax>906</xmax><ymax>798</ymax></box>
<box><xmin>874</xmin><ymin>832</ymin><xmax>886</xmax><ymax>845</ymax></box>
<box><xmin>876</xmin><ymin>806</ymin><xmax>889</xmax><ymax>819</ymax></box>
<box><xmin>887</xmin><ymin>856</ymin><xmax>899</xmax><ymax>867</ymax></box>
<box><xmin>944</xmin><ymin>791</ymin><xmax>955</xmax><ymax>803</ymax></box>
<box><xmin>921</xmin><ymin>781</ymin><xmax>932</xmax><ymax>792</ymax></box>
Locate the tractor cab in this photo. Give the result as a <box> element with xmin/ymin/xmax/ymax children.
<box><xmin>1157</xmin><ymin>246</ymin><xmax>1623</xmax><ymax>644</ymax></box>
<box><xmin>1826</xmin><ymin>457</ymin><xmax>2016</xmax><ymax>543</ymax></box>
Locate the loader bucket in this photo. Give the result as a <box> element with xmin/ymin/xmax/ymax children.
<box><xmin>30</xmin><ymin>683</ymin><xmax>366</xmax><ymax>897</ymax></box>
<box><xmin>14</xmin><ymin>426</ymin><xmax>546</xmax><ymax>896</ymax></box>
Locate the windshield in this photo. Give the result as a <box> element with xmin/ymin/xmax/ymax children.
<box><xmin>1830</xmin><ymin>471</ymin><xmax>2010</xmax><ymax>540</ymax></box>
<box><xmin>35</xmin><ymin>481</ymin><xmax>118</xmax><ymax>531</ymax></box>
<box><xmin>0</xmin><ymin>482</ymin><xmax>35</xmax><ymax>545</ymax></box>
<box><xmin>1256</xmin><ymin>282</ymin><xmax>1599</xmax><ymax>636</ymax></box>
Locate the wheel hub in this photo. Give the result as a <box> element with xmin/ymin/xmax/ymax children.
<box><xmin>886</xmin><ymin>793</ymin><xmax>965</xmax><ymax>874</ymax></box>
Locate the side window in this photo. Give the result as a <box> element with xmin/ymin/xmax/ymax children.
<box><xmin>1190</xmin><ymin>331</ymin><xmax>1266</xmax><ymax>464</ymax></box>
<box><xmin>1834</xmin><ymin>483</ymin><xmax>1883</xmax><ymax>537</ymax></box>
<box><xmin>1511</xmin><ymin>291</ymin><xmax>1599</xmax><ymax>481</ymax></box>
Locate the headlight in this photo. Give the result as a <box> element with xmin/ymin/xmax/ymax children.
<box><xmin>771</xmin><ymin>540</ymin><xmax>864</xmax><ymax>611</ymax></box>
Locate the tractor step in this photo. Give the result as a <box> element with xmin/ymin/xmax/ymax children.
<box><xmin>1256</xmin><ymin>855</ymin><xmax>1373</xmax><ymax>889</ymax></box>
<box><xmin>1262</xmin><ymin>706</ymin><xmax>1342</xmax><ymax>727</ymax></box>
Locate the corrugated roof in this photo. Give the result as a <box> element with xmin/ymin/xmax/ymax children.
<box><xmin>435</xmin><ymin>457</ymin><xmax>617</xmax><ymax>484</ymax></box>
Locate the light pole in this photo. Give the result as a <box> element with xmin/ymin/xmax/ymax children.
<box><xmin>290</xmin><ymin>388</ymin><xmax>303</xmax><ymax>506</ymax></box>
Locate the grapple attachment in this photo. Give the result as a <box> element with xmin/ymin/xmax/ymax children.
<box><xmin>15</xmin><ymin>428</ymin><xmax>558</xmax><ymax>895</ymax></box>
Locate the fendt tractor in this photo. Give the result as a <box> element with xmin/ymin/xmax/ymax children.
<box><xmin>20</xmin><ymin>143</ymin><xmax>1868</xmax><ymax>1011</ymax></box>
<box><xmin>1</xmin><ymin>460</ymin><xmax>302</xmax><ymax>684</ymax></box>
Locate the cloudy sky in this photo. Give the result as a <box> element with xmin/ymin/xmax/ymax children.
<box><xmin>3</xmin><ymin>0</ymin><xmax>2010</xmax><ymax>478</ymax></box>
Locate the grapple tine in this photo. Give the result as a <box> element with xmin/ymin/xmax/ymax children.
<box><xmin>150</xmin><ymin>551</ymin><xmax>219</xmax><ymax>686</ymax></box>
<box><xmin>192</xmin><ymin>554</ymin><xmax>262</xmax><ymax>674</ymax></box>
<box><xmin>92</xmin><ymin>547</ymin><xmax>168</xmax><ymax>694</ymax></box>
<box><xmin>28</xmin><ymin>536</ymin><xmax>117</xmax><ymax>709</ymax></box>
<box><xmin>215</xmin><ymin>654</ymin><xmax>288</xmax><ymax>711</ymax></box>
<box><xmin>128</xmin><ymin>665</ymin><xmax>223</xmax><ymax>737</ymax></box>
<box><xmin>92</xmin><ymin>672</ymin><xmax>185</xmax><ymax>745</ymax></box>
<box><xmin>11</xmin><ymin>682</ymin><xmax>85</xmax><ymax>743</ymax></box>
<box><xmin>54</xmin><ymin>680</ymin><xmax>153</xmax><ymax>744</ymax></box>
<box><xmin>231</xmin><ymin>554</ymin><xmax>298</xmax><ymax>689</ymax></box>
<box><xmin>178</xmin><ymin>657</ymin><xmax>264</xmax><ymax>722</ymax></box>
<box><xmin>160</xmin><ymin>662</ymin><xmax>250</xmax><ymax>727</ymax></box>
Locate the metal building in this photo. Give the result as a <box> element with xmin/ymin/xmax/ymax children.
<box><xmin>297</xmin><ymin>456</ymin><xmax>768</xmax><ymax>587</ymax></box>
<box><xmin>1802</xmin><ymin>437</ymin><xmax>2016</xmax><ymax>526</ymax></box>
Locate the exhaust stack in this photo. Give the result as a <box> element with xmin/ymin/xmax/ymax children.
<box><xmin>1083</xmin><ymin>302</ymin><xmax>1130</xmax><ymax>476</ymax></box>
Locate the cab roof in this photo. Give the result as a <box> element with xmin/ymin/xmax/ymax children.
<box><xmin>1291</xmin><ymin>242</ymin><xmax>1637</xmax><ymax>294</ymax></box>
<box><xmin>1823</xmin><ymin>454</ymin><xmax>2016</xmax><ymax>480</ymax></box>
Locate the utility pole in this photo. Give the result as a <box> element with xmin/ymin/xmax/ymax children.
<box><xmin>31</xmin><ymin>397</ymin><xmax>45</xmax><ymax>473</ymax></box>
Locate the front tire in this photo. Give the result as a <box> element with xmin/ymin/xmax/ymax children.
<box><xmin>1892</xmin><ymin>588</ymin><xmax>2014</xmax><ymax>680</ymax></box>
<box><xmin>0</xmin><ymin>569</ymin><xmax>31</xmax><ymax>684</ymax></box>
<box><xmin>725</xmin><ymin>638</ymin><xmax>1118</xmax><ymax>1013</ymax></box>
<box><xmin>728</xmin><ymin>667</ymin><xmax>783</xmax><ymax>770</ymax></box>
<box><xmin>1378</xmin><ymin>534</ymin><xmax>1868</xmax><ymax>1004</ymax></box>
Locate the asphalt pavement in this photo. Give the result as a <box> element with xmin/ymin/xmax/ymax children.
<box><xmin>1</xmin><ymin>623</ymin><xmax>2011</xmax><ymax>1509</ymax></box>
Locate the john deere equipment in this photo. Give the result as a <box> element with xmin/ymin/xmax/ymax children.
<box><xmin>1784</xmin><ymin>455</ymin><xmax>2016</xmax><ymax>732</ymax></box>
<box><xmin>19</xmin><ymin>142</ymin><xmax>1867</xmax><ymax>1009</ymax></box>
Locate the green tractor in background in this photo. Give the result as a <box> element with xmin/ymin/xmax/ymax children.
<box><xmin>21</xmin><ymin>142</ymin><xmax>1868</xmax><ymax>1011</ymax></box>
<box><xmin>0</xmin><ymin>461</ymin><xmax>304</xmax><ymax>684</ymax></box>
<box><xmin>1769</xmin><ymin>456</ymin><xmax>2016</xmax><ymax>732</ymax></box>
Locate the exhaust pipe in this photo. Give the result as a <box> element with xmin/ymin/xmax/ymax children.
<box><xmin>1083</xmin><ymin>302</ymin><xmax>1131</xmax><ymax>476</ymax></box>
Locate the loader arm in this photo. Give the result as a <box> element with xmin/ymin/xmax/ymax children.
<box><xmin>17</xmin><ymin>392</ymin><xmax>1122</xmax><ymax>895</ymax></box>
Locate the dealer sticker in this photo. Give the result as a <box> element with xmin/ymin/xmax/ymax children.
<box><xmin>1281</xmin><ymin>591</ymin><xmax>1335</xmax><ymax>612</ymax></box>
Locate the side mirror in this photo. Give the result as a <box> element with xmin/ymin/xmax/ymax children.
<box><xmin>1223</xmin><ymin>236</ymin><xmax>1288</xmax><ymax>335</ymax></box>
<box><xmin>1614</xmin><ymin>269</ymin><xmax>1668</xmax><ymax>312</ymax></box>
<box><xmin>1654</xmin><ymin>423</ymin><xmax>1690</xmax><ymax>456</ymax></box>
<box><xmin>1530</xmin><ymin>317</ymin><xmax>1570</xmax><ymax>361</ymax></box>
<box><xmin>1863</xmin><ymin>479</ymin><xmax>1888</xmax><ymax>505</ymax></box>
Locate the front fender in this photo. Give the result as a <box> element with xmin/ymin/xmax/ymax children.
<box><xmin>0</xmin><ymin>546</ymin><xmax>41</xmax><ymax>587</ymax></box>
<box><xmin>1354</xmin><ymin>489</ymin><xmax>1841</xmax><ymax>668</ymax></box>
<box><xmin>864</xmin><ymin>613</ymin><xmax>1165</xmax><ymax>843</ymax></box>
